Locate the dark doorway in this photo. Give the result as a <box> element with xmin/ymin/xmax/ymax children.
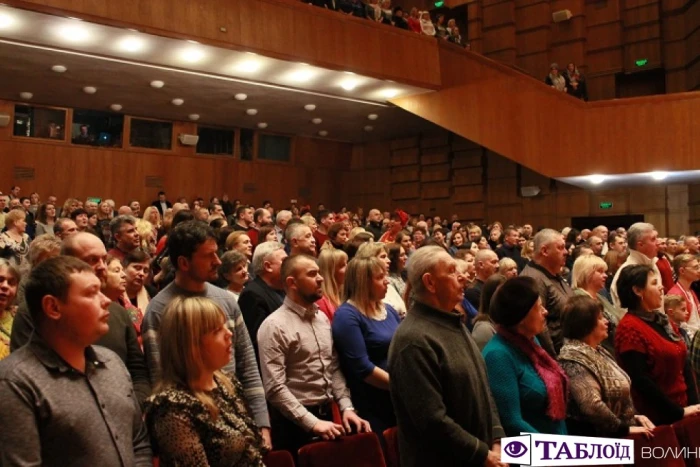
<box><xmin>571</xmin><ymin>215</ymin><xmax>645</xmax><ymax>232</ymax></box>
<box><xmin>615</xmin><ymin>68</ymin><xmax>666</xmax><ymax>98</ymax></box>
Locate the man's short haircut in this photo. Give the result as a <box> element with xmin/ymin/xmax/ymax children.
<box><xmin>69</xmin><ymin>208</ymin><xmax>88</xmax><ymax>221</ymax></box>
<box><xmin>60</xmin><ymin>232</ymin><xmax>94</xmax><ymax>257</ymax></box>
<box><xmin>208</xmin><ymin>203</ymin><xmax>221</xmax><ymax>213</ymax></box>
<box><xmin>627</xmin><ymin>222</ymin><xmax>655</xmax><ymax>251</ymax></box>
<box><xmin>280</xmin><ymin>254</ymin><xmax>316</xmax><ymax>287</ymax></box>
<box><xmin>25</xmin><ymin>256</ymin><xmax>94</xmax><ymax>324</ymax></box>
<box><xmin>158</xmin><ymin>191</ymin><xmax>166</xmax><ymax>196</ymax></box>
<box><xmin>276</xmin><ymin>210</ymin><xmax>292</xmax><ymax>225</ymax></box>
<box><xmin>168</xmin><ymin>221</ymin><xmax>217</xmax><ymax>269</ymax></box>
<box><xmin>316</xmin><ymin>209</ymin><xmax>332</xmax><ymax>223</ymax></box>
<box><xmin>533</xmin><ymin>228</ymin><xmax>562</xmax><ymax>254</ymax></box>
<box><xmin>664</xmin><ymin>294</ymin><xmax>684</xmax><ymax>311</ymax></box>
<box><xmin>252</xmin><ymin>241</ymin><xmax>285</xmax><ymax>275</ymax></box>
<box><xmin>285</xmin><ymin>222</ymin><xmax>310</xmax><ymax>243</ymax></box>
<box><xmin>673</xmin><ymin>253</ymin><xmax>696</xmax><ymax>276</ymax></box>
<box><xmin>254</xmin><ymin>208</ymin><xmax>268</xmax><ymax>224</ymax></box>
<box><xmin>110</xmin><ymin>215</ymin><xmax>136</xmax><ymax>236</ymax></box>
<box><xmin>407</xmin><ymin>245</ymin><xmax>446</xmax><ymax>298</ymax></box>
<box><xmin>235</xmin><ymin>205</ymin><xmax>250</xmax><ymax>220</ymax></box>
<box><xmin>171</xmin><ymin>209</ymin><xmax>195</xmax><ymax>229</ymax></box>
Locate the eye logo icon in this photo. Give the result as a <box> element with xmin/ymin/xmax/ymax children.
<box><xmin>504</xmin><ymin>441</ymin><xmax>528</xmax><ymax>458</ymax></box>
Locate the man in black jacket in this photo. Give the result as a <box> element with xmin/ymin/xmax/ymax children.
<box><xmin>365</xmin><ymin>208</ymin><xmax>384</xmax><ymax>241</ymax></box>
<box><xmin>150</xmin><ymin>191</ymin><xmax>171</xmax><ymax>216</ymax></box>
<box><xmin>495</xmin><ymin>227</ymin><xmax>525</xmax><ymax>271</ymax></box>
<box><xmin>238</xmin><ymin>241</ymin><xmax>287</xmax><ymax>360</ymax></box>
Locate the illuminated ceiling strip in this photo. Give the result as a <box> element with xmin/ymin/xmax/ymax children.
<box><xmin>0</xmin><ymin>38</ymin><xmax>393</xmax><ymax>108</ymax></box>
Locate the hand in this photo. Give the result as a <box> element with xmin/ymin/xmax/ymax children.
<box><xmin>260</xmin><ymin>427</ymin><xmax>272</xmax><ymax>450</ymax></box>
<box><xmin>312</xmin><ymin>420</ymin><xmax>345</xmax><ymax>441</ymax></box>
<box><xmin>630</xmin><ymin>426</ymin><xmax>654</xmax><ymax>439</ymax></box>
<box><xmin>634</xmin><ymin>415</ymin><xmax>655</xmax><ymax>430</ymax></box>
<box><xmin>484</xmin><ymin>448</ymin><xmax>508</xmax><ymax>467</ymax></box>
<box><xmin>683</xmin><ymin>405</ymin><xmax>700</xmax><ymax>418</ymax></box>
<box><xmin>342</xmin><ymin>409</ymin><xmax>372</xmax><ymax>434</ymax></box>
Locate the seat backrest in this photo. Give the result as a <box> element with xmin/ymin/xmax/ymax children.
<box><xmin>298</xmin><ymin>432</ymin><xmax>387</xmax><ymax>467</ymax></box>
<box><xmin>263</xmin><ymin>450</ymin><xmax>296</xmax><ymax>467</ymax></box>
<box><xmin>626</xmin><ymin>424</ymin><xmax>685</xmax><ymax>467</ymax></box>
<box><xmin>382</xmin><ymin>427</ymin><xmax>399</xmax><ymax>467</ymax></box>
<box><xmin>672</xmin><ymin>415</ymin><xmax>700</xmax><ymax>467</ymax></box>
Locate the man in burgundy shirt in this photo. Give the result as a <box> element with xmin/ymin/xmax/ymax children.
<box><xmin>108</xmin><ymin>215</ymin><xmax>141</xmax><ymax>260</ymax></box>
<box><xmin>313</xmin><ymin>210</ymin><xmax>333</xmax><ymax>253</ymax></box>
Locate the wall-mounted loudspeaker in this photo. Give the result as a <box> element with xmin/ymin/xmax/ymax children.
<box><xmin>552</xmin><ymin>9</ymin><xmax>572</xmax><ymax>22</ymax></box>
<box><xmin>0</xmin><ymin>114</ymin><xmax>10</xmax><ymax>128</ymax></box>
<box><xmin>521</xmin><ymin>186</ymin><xmax>541</xmax><ymax>198</ymax></box>
<box><xmin>178</xmin><ymin>134</ymin><xmax>199</xmax><ymax>146</ymax></box>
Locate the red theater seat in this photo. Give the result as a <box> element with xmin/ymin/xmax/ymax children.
<box><xmin>382</xmin><ymin>427</ymin><xmax>399</xmax><ymax>467</ymax></box>
<box><xmin>625</xmin><ymin>424</ymin><xmax>685</xmax><ymax>467</ymax></box>
<box><xmin>264</xmin><ymin>450</ymin><xmax>296</xmax><ymax>467</ymax></box>
<box><xmin>672</xmin><ymin>415</ymin><xmax>700</xmax><ymax>467</ymax></box>
<box><xmin>298</xmin><ymin>432</ymin><xmax>387</xmax><ymax>467</ymax></box>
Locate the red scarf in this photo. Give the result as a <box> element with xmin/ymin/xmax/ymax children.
<box><xmin>496</xmin><ymin>325</ymin><xmax>569</xmax><ymax>421</ymax></box>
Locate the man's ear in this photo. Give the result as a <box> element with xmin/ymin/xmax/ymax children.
<box><xmin>177</xmin><ymin>255</ymin><xmax>190</xmax><ymax>272</ymax></box>
<box><xmin>42</xmin><ymin>295</ymin><xmax>62</xmax><ymax>322</ymax></box>
<box><xmin>422</xmin><ymin>272</ymin><xmax>436</xmax><ymax>294</ymax></box>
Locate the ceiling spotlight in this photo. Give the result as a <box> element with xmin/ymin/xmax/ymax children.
<box><xmin>589</xmin><ymin>174</ymin><xmax>606</xmax><ymax>185</ymax></box>
<box><xmin>340</xmin><ymin>79</ymin><xmax>359</xmax><ymax>91</ymax></box>
<box><xmin>367</xmin><ymin>114</ymin><xmax>378</xmax><ymax>120</ymax></box>
<box><xmin>0</xmin><ymin>12</ymin><xmax>16</xmax><ymax>30</ymax></box>
<box><xmin>110</xmin><ymin>104</ymin><xmax>123</xmax><ymax>112</ymax></box>
<box><xmin>19</xmin><ymin>92</ymin><xmax>33</xmax><ymax>100</ymax></box>
<box><xmin>318</xmin><ymin>130</ymin><xmax>328</xmax><ymax>137</ymax></box>
<box><xmin>381</xmin><ymin>88</ymin><xmax>400</xmax><ymax>99</ymax></box>
<box><xmin>304</xmin><ymin>104</ymin><xmax>316</xmax><ymax>111</ymax></box>
<box><xmin>188</xmin><ymin>114</ymin><xmax>200</xmax><ymax>121</ymax></box>
<box><xmin>117</xmin><ymin>36</ymin><xmax>146</xmax><ymax>53</ymax></box>
<box><xmin>150</xmin><ymin>80</ymin><xmax>165</xmax><ymax>88</ymax></box>
<box><xmin>56</xmin><ymin>22</ymin><xmax>90</xmax><ymax>43</ymax></box>
<box><xmin>51</xmin><ymin>65</ymin><xmax>67</xmax><ymax>73</ymax></box>
<box><xmin>236</xmin><ymin>59</ymin><xmax>262</xmax><ymax>73</ymax></box>
<box><xmin>311</xmin><ymin>118</ymin><xmax>322</xmax><ymax>124</ymax></box>
<box><xmin>650</xmin><ymin>171</ymin><xmax>669</xmax><ymax>181</ymax></box>
<box><xmin>288</xmin><ymin>69</ymin><xmax>315</xmax><ymax>83</ymax></box>
<box><xmin>364</xmin><ymin>125</ymin><xmax>374</xmax><ymax>132</ymax></box>
<box><xmin>83</xmin><ymin>86</ymin><xmax>97</xmax><ymax>94</ymax></box>
<box><xmin>257</xmin><ymin>122</ymin><xmax>268</xmax><ymax>129</ymax></box>
<box><xmin>180</xmin><ymin>47</ymin><xmax>205</xmax><ymax>63</ymax></box>
<box><xmin>234</xmin><ymin>93</ymin><xmax>247</xmax><ymax>101</ymax></box>
<box><xmin>186</xmin><ymin>39</ymin><xmax>199</xmax><ymax>44</ymax></box>
<box><xmin>171</xmin><ymin>98</ymin><xmax>184</xmax><ymax>106</ymax></box>
<box><xmin>246</xmin><ymin>109</ymin><xmax>258</xmax><ymax>116</ymax></box>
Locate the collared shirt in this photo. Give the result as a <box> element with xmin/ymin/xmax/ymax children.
<box><xmin>610</xmin><ymin>249</ymin><xmax>662</xmax><ymax>310</ymax></box>
<box><xmin>258</xmin><ymin>297</ymin><xmax>352</xmax><ymax>431</ymax></box>
<box><xmin>0</xmin><ymin>335</ymin><xmax>152</xmax><ymax>466</ymax></box>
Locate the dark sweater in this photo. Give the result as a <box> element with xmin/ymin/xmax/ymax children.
<box><xmin>388</xmin><ymin>301</ymin><xmax>505</xmax><ymax>467</ymax></box>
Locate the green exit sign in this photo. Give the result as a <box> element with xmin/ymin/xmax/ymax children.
<box><xmin>599</xmin><ymin>202</ymin><xmax>614</xmax><ymax>210</ymax></box>
<box><xmin>635</xmin><ymin>58</ymin><xmax>648</xmax><ymax>67</ymax></box>
<box><xmin>434</xmin><ymin>0</ymin><xmax>445</xmax><ymax>6</ymax></box>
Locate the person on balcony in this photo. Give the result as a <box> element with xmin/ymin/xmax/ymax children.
<box><xmin>545</xmin><ymin>63</ymin><xmax>567</xmax><ymax>93</ymax></box>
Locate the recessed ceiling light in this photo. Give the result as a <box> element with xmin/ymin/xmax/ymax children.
<box><xmin>188</xmin><ymin>114</ymin><xmax>200</xmax><ymax>121</ymax></box>
<box><xmin>186</xmin><ymin>39</ymin><xmax>199</xmax><ymax>44</ymax></box>
<box><xmin>234</xmin><ymin>93</ymin><xmax>247</xmax><ymax>101</ymax></box>
<box><xmin>589</xmin><ymin>174</ymin><xmax>606</xmax><ymax>185</ymax></box>
<box><xmin>246</xmin><ymin>109</ymin><xmax>258</xmax><ymax>115</ymax></box>
<box><xmin>171</xmin><ymin>98</ymin><xmax>184</xmax><ymax>106</ymax></box>
<box><xmin>83</xmin><ymin>86</ymin><xmax>97</xmax><ymax>94</ymax></box>
<box><xmin>0</xmin><ymin>12</ymin><xmax>16</xmax><ymax>30</ymax></box>
<box><xmin>367</xmin><ymin>114</ymin><xmax>378</xmax><ymax>120</ymax></box>
<box><xmin>117</xmin><ymin>36</ymin><xmax>146</xmax><ymax>53</ymax></box>
<box><xmin>236</xmin><ymin>59</ymin><xmax>262</xmax><ymax>73</ymax></box>
<box><xmin>56</xmin><ymin>22</ymin><xmax>91</xmax><ymax>43</ymax></box>
<box><xmin>364</xmin><ymin>125</ymin><xmax>374</xmax><ymax>132</ymax></box>
<box><xmin>381</xmin><ymin>88</ymin><xmax>400</xmax><ymax>99</ymax></box>
<box><xmin>51</xmin><ymin>65</ymin><xmax>67</xmax><ymax>73</ymax></box>
<box><xmin>288</xmin><ymin>69</ymin><xmax>315</xmax><ymax>83</ymax></box>
<box><xmin>340</xmin><ymin>79</ymin><xmax>359</xmax><ymax>91</ymax></box>
<box><xmin>344</xmin><ymin>71</ymin><xmax>356</xmax><ymax>75</ymax></box>
<box><xmin>110</xmin><ymin>104</ymin><xmax>122</xmax><ymax>111</ymax></box>
<box><xmin>19</xmin><ymin>92</ymin><xmax>33</xmax><ymax>100</ymax></box>
<box><xmin>257</xmin><ymin>122</ymin><xmax>268</xmax><ymax>129</ymax></box>
<box><xmin>304</xmin><ymin>104</ymin><xmax>316</xmax><ymax>111</ymax></box>
<box><xmin>180</xmin><ymin>47</ymin><xmax>205</xmax><ymax>63</ymax></box>
<box><xmin>150</xmin><ymin>80</ymin><xmax>165</xmax><ymax>88</ymax></box>
<box><xmin>311</xmin><ymin>118</ymin><xmax>322</xmax><ymax>124</ymax></box>
<box><xmin>318</xmin><ymin>130</ymin><xmax>328</xmax><ymax>137</ymax></box>
<box><xmin>650</xmin><ymin>171</ymin><xmax>668</xmax><ymax>181</ymax></box>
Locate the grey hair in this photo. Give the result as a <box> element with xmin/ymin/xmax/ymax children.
<box><xmin>475</xmin><ymin>248</ymin><xmax>497</xmax><ymax>264</ymax></box>
<box><xmin>252</xmin><ymin>241</ymin><xmax>284</xmax><ymax>275</ymax></box>
<box><xmin>627</xmin><ymin>222</ymin><xmax>655</xmax><ymax>251</ymax></box>
<box><xmin>109</xmin><ymin>214</ymin><xmax>136</xmax><ymax>236</ymax></box>
<box><xmin>275</xmin><ymin>210</ymin><xmax>292</xmax><ymax>225</ymax></box>
<box><xmin>533</xmin><ymin>228</ymin><xmax>562</xmax><ymax>256</ymax></box>
<box><xmin>407</xmin><ymin>246</ymin><xmax>447</xmax><ymax>299</ymax></box>
<box><xmin>285</xmin><ymin>222</ymin><xmax>310</xmax><ymax>243</ymax></box>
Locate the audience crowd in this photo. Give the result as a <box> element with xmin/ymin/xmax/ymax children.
<box><xmin>0</xmin><ymin>186</ymin><xmax>699</xmax><ymax>466</ymax></box>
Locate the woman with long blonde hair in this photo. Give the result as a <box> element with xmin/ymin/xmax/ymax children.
<box><xmin>145</xmin><ymin>296</ymin><xmax>265</xmax><ymax>466</ymax></box>
<box><xmin>316</xmin><ymin>248</ymin><xmax>348</xmax><ymax>322</ymax></box>
<box><xmin>355</xmin><ymin>242</ymin><xmax>407</xmax><ymax>317</ymax></box>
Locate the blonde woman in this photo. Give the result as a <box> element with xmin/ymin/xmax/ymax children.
<box><xmin>316</xmin><ymin>248</ymin><xmax>348</xmax><ymax>323</ymax></box>
<box><xmin>332</xmin><ymin>257</ymin><xmax>400</xmax><ymax>448</ymax></box>
<box><xmin>145</xmin><ymin>296</ymin><xmax>266</xmax><ymax>466</ymax></box>
<box><xmin>355</xmin><ymin>242</ymin><xmax>407</xmax><ymax>317</ymax></box>
<box><xmin>136</xmin><ymin>219</ymin><xmax>157</xmax><ymax>256</ymax></box>
<box><xmin>0</xmin><ymin>259</ymin><xmax>20</xmax><ymax>360</ymax></box>
<box><xmin>226</xmin><ymin>231</ymin><xmax>253</xmax><ymax>260</ymax></box>
<box><xmin>142</xmin><ymin>206</ymin><xmax>162</xmax><ymax>231</ymax></box>
<box><xmin>498</xmin><ymin>257</ymin><xmax>518</xmax><ymax>279</ymax></box>
<box><xmin>0</xmin><ymin>210</ymin><xmax>30</xmax><ymax>274</ymax></box>
<box><xmin>61</xmin><ymin>198</ymin><xmax>80</xmax><ymax>217</ymax></box>
<box><xmin>571</xmin><ymin>254</ymin><xmax>621</xmax><ymax>354</ymax></box>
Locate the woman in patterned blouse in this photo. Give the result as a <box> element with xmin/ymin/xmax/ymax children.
<box><xmin>0</xmin><ymin>259</ymin><xmax>19</xmax><ymax>361</ymax></box>
<box><xmin>145</xmin><ymin>296</ymin><xmax>266</xmax><ymax>467</ymax></box>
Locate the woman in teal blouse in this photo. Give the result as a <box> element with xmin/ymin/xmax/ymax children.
<box><xmin>482</xmin><ymin>276</ymin><xmax>569</xmax><ymax>436</ymax></box>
